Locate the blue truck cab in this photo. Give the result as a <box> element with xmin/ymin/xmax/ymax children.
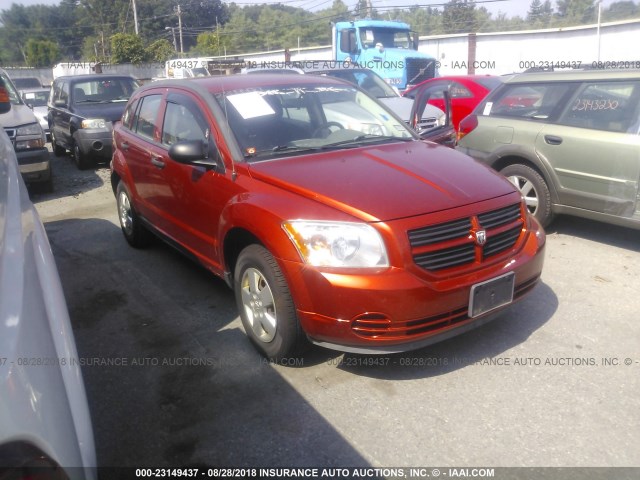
<box><xmin>332</xmin><ymin>20</ymin><xmax>437</xmax><ymax>91</ymax></box>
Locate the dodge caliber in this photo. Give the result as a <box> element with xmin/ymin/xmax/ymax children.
<box><xmin>111</xmin><ymin>74</ymin><xmax>546</xmax><ymax>360</ymax></box>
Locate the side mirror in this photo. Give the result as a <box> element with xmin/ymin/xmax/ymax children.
<box><xmin>54</xmin><ymin>99</ymin><xmax>67</xmax><ymax>108</ymax></box>
<box><xmin>168</xmin><ymin>139</ymin><xmax>224</xmax><ymax>171</ymax></box>
<box><xmin>0</xmin><ymin>79</ymin><xmax>10</xmax><ymax>114</ymax></box>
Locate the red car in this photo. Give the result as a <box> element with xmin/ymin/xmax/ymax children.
<box><xmin>111</xmin><ymin>74</ymin><xmax>545</xmax><ymax>360</ymax></box>
<box><xmin>403</xmin><ymin>75</ymin><xmax>503</xmax><ymax>131</ymax></box>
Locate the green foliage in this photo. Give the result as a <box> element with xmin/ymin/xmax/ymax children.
<box><xmin>110</xmin><ymin>33</ymin><xmax>146</xmax><ymax>64</ymax></box>
<box><xmin>443</xmin><ymin>0</ymin><xmax>478</xmax><ymax>33</ymax></box>
<box><xmin>146</xmin><ymin>39</ymin><xmax>175</xmax><ymax>63</ymax></box>
<box><xmin>25</xmin><ymin>38</ymin><xmax>60</xmax><ymax>67</ymax></box>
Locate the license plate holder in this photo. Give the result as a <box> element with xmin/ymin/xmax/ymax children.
<box><xmin>469</xmin><ymin>272</ymin><xmax>515</xmax><ymax>318</ymax></box>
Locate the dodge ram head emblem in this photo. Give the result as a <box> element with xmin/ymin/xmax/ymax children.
<box><xmin>475</xmin><ymin>230</ymin><xmax>487</xmax><ymax>246</ymax></box>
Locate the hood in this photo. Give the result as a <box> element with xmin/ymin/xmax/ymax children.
<box><xmin>248</xmin><ymin>141</ymin><xmax>516</xmax><ymax>222</ymax></box>
<box><xmin>71</xmin><ymin>101</ymin><xmax>128</xmax><ymax>122</ymax></box>
<box><xmin>0</xmin><ymin>103</ymin><xmax>39</xmax><ymax>129</ymax></box>
<box><xmin>379</xmin><ymin>96</ymin><xmax>443</xmax><ymax>123</ymax></box>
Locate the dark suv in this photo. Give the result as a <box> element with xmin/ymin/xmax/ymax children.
<box><xmin>48</xmin><ymin>74</ymin><xmax>138</xmax><ymax>169</ymax></box>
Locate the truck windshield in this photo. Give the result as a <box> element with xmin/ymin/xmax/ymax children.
<box><xmin>360</xmin><ymin>28</ymin><xmax>412</xmax><ymax>49</ymax></box>
<box><xmin>215</xmin><ymin>83</ymin><xmax>416</xmax><ymax>161</ymax></box>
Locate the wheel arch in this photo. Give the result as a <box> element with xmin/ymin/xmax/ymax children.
<box><xmin>223</xmin><ymin>227</ymin><xmax>263</xmax><ymax>287</ymax></box>
<box><xmin>491</xmin><ymin>154</ymin><xmax>559</xmax><ymax>205</ymax></box>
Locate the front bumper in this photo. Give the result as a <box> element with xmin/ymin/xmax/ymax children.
<box><xmin>75</xmin><ymin>126</ymin><xmax>113</xmax><ymax>161</ymax></box>
<box><xmin>17</xmin><ymin>148</ymin><xmax>51</xmax><ymax>183</ymax></box>
<box><xmin>281</xmin><ymin>217</ymin><xmax>546</xmax><ymax>354</ymax></box>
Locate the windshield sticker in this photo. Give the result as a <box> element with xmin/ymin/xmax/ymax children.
<box><xmin>483</xmin><ymin>102</ymin><xmax>493</xmax><ymax>116</ymax></box>
<box><xmin>227</xmin><ymin>92</ymin><xmax>275</xmax><ymax>119</ymax></box>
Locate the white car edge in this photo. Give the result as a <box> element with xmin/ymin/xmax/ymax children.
<box><xmin>0</xmin><ymin>81</ymin><xmax>97</xmax><ymax>478</ymax></box>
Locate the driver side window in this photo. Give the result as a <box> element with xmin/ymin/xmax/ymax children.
<box><xmin>162</xmin><ymin>101</ymin><xmax>208</xmax><ymax>146</ymax></box>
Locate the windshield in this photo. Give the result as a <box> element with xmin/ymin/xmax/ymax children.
<box><xmin>319</xmin><ymin>70</ymin><xmax>397</xmax><ymax>99</ymax></box>
<box><xmin>22</xmin><ymin>89</ymin><xmax>49</xmax><ymax>107</ymax></box>
<box><xmin>72</xmin><ymin>78</ymin><xmax>138</xmax><ymax>104</ymax></box>
<box><xmin>359</xmin><ymin>27</ymin><xmax>412</xmax><ymax>49</ymax></box>
<box><xmin>215</xmin><ymin>83</ymin><xmax>415</xmax><ymax>161</ymax></box>
<box><xmin>187</xmin><ymin>68</ymin><xmax>210</xmax><ymax>77</ymax></box>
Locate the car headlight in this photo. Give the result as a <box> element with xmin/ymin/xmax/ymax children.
<box><xmin>282</xmin><ymin>220</ymin><xmax>389</xmax><ymax>268</ymax></box>
<box><xmin>16</xmin><ymin>123</ymin><xmax>43</xmax><ymax>136</ymax></box>
<box><xmin>81</xmin><ymin>118</ymin><xmax>107</xmax><ymax>129</ymax></box>
<box><xmin>15</xmin><ymin>123</ymin><xmax>45</xmax><ymax>149</ymax></box>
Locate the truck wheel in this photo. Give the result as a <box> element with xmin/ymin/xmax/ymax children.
<box><xmin>116</xmin><ymin>181</ymin><xmax>153</xmax><ymax>248</ymax></box>
<box><xmin>500</xmin><ymin>164</ymin><xmax>553</xmax><ymax>227</ymax></box>
<box><xmin>234</xmin><ymin>245</ymin><xmax>307</xmax><ymax>361</ymax></box>
<box><xmin>73</xmin><ymin>142</ymin><xmax>91</xmax><ymax>170</ymax></box>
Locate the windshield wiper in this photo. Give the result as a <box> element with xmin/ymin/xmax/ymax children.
<box><xmin>322</xmin><ymin>135</ymin><xmax>414</xmax><ymax>149</ymax></box>
<box><xmin>272</xmin><ymin>144</ymin><xmax>321</xmax><ymax>153</ymax></box>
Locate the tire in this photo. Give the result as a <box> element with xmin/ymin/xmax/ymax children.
<box><xmin>51</xmin><ymin>130</ymin><xmax>66</xmax><ymax>157</ymax></box>
<box><xmin>116</xmin><ymin>181</ymin><xmax>153</xmax><ymax>248</ymax></box>
<box><xmin>500</xmin><ymin>163</ymin><xmax>553</xmax><ymax>227</ymax></box>
<box><xmin>73</xmin><ymin>142</ymin><xmax>91</xmax><ymax>170</ymax></box>
<box><xmin>234</xmin><ymin>245</ymin><xmax>307</xmax><ymax>361</ymax></box>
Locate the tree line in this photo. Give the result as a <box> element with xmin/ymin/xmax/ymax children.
<box><xmin>1</xmin><ymin>0</ymin><xmax>638</xmax><ymax>67</ymax></box>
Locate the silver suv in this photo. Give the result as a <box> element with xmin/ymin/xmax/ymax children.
<box><xmin>0</xmin><ymin>68</ymin><xmax>51</xmax><ymax>191</ymax></box>
<box><xmin>456</xmin><ymin>69</ymin><xmax>640</xmax><ymax>229</ymax></box>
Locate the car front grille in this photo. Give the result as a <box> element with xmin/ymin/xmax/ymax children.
<box><xmin>407</xmin><ymin>117</ymin><xmax>438</xmax><ymax>131</ymax></box>
<box><xmin>408</xmin><ymin>203</ymin><xmax>524</xmax><ymax>272</ymax></box>
<box><xmin>405</xmin><ymin>58</ymin><xmax>437</xmax><ymax>87</ymax></box>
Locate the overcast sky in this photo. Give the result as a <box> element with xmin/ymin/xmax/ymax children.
<box><xmin>4</xmin><ymin>0</ymin><xmax>620</xmax><ymax>20</ymax></box>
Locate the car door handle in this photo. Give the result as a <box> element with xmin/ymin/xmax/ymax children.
<box><xmin>544</xmin><ymin>135</ymin><xmax>563</xmax><ymax>145</ymax></box>
<box><xmin>150</xmin><ymin>155</ymin><xmax>165</xmax><ymax>169</ymax></box>
<box><xmin>121</xmin><ymin>141</ymin><xmax>129</xmax><ymax>150</ymax></box>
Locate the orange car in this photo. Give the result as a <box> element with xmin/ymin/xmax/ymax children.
<box><xmin>111</xmin><ymin>74</ymin><xmax>545</xmax><ymax>360</ymax></box>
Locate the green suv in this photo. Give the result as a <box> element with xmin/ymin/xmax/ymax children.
<box><xmin>456</xmin><ymin>69</ymin><xmax>640</xmax><ymax>228</ymax></box>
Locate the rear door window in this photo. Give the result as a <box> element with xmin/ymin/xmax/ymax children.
<box><xmin>558</xmin><ymin>81</ymin><xmax>640</xmax><ymax>133</ymax></box>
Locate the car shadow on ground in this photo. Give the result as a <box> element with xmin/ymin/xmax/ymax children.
<box><xmin>546</xmin><ymin>215</ymin><xmax>640</xmax><ymax>252</ymax></box>
<box><xmin>45</xmin><ymin>217</ymin><xmax>378</xmax><ymax>469</ymax></box>
<box><xmin>28</xmin><ymin>152</ymin><xmax>109</xmax><ymax>203</ymax></box>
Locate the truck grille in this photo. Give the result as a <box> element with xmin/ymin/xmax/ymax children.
<box><xmin>405</xmin><ymin>58</ymin><xmax>437</xmax><ymax>87</ymax></box>
<box><xmin>408</xmin><ymin>203</ymin><xmax>524</xmax><ymax>272</ymax></box>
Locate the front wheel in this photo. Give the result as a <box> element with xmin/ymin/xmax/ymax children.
<box><xmin>73</xmin><ymin>142</ymin><xmax>91</xmax><ymax>170</ymax></box>
<box><xmin>234</xmin><ymin>245</ymin><xmax>307</xmax><ymax>361</ymax></box>
<box><xmin>500</xmin><ymin>163</ymin><xmax>553</xmax><ymax>227</ymax></box>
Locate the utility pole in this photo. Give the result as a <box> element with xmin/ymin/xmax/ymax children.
<box><xmin>166</xmin><ymin>27</ymin><xmax>177</xmax><ymax>52</ymax></box>
<box><xmin>132</xmin><ymin>0</ymin><xmax>139</xmax><ymax>35</ymax></box>
<box><xmin>176</xmin><ymin>4</ymin><xmax>184</xmax><ymax>54</ymax></box>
